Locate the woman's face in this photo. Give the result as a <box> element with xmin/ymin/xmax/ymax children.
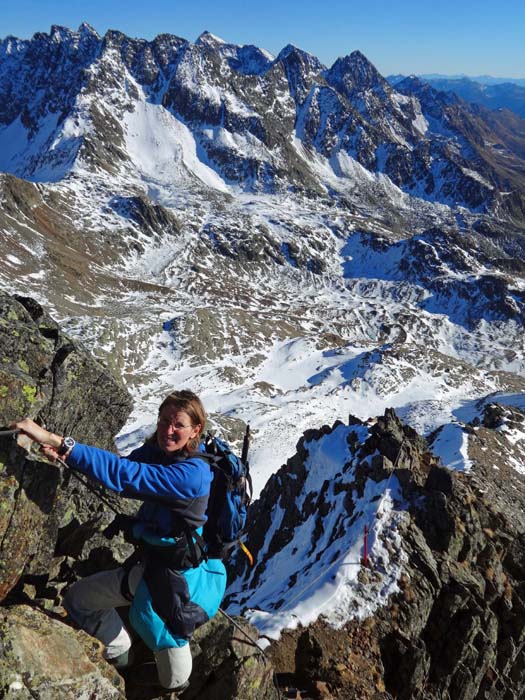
<box><xmin>156</xmin><ymin>406</ymin><xmax>201</xmax><ymax>454</ymax></box>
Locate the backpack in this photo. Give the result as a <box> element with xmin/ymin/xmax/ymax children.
<box><xmin>199</xmin><ymin>430</ymin><xmax>253</xmax><ymax>562</ymax></box>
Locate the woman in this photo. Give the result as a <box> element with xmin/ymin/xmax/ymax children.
<box><xmin>14</xmin><ymin>390</ymin><xmax>227</xmax><ymax>694</ymax></box>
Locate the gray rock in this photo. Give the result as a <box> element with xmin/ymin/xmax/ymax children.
<box><xmin>0</xmin><ymin>292</ymin><xmax>132</xmax><ymax>602</ymax></box>
<box><xmin>185</xmin><ymin>613</ymin><xmax>275</xmax><ymax>700</ymax></box>
<box><xmin>0</xmin><ymin>604</ymin><xmax>125</xmax><ymax>699</ymax></box>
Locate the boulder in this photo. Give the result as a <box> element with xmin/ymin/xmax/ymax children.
<box><xmin>184</xmin><ymin>613</ymin><xmax>276</xmax><ymax>700</ymax></box>
<box><xmin>0</xmin><ymin>604</ymin><xmax>125</xmax><ymax>699</ymax></box>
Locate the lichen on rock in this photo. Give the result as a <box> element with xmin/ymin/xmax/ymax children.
<box><xmin>0</xmin><ymin>604</ymin><xmax>125</xmax><ymax>699</ymax></box>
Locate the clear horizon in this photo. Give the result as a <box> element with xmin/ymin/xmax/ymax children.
<box><xmin>1</xmin><ymin>0</ymin><xmax>524</xmax><ymax>79</ymax></box>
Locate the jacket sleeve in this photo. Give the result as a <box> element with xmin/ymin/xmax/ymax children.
<box><xmin>66</xmin><ymin>443</ymin><xmax>211</xmax><ymax>501</ymax></box>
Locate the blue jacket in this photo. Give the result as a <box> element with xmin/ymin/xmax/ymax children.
<box><xmin>68</xmin><ymin>442</ymin><xmax>212</xmax><ymax>532</ymax></box>
<box><xmin>66</xmin><ymin>442</ymin><xmax>227</xmax><ymax>650</ymax></box>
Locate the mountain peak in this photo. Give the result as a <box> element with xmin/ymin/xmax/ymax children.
<box><xmin>196</xmin><ymin>31</ymin><xmax>228</xmax><ymax>48</ymax></box>
<box><xmin>326</xmin><ymin>50</ymin><xmax>386</xmax><ymax>92</ymax></box>
<box><xmin>396</xmin><ymin>74</ymin><xmax>425</xmax><ymax>91</ymax></box>
<box><xmin>0</xmin><ymin>35</ymin><xmax>28</xmax><ymax>56</ymax></box>
<box><xmin>277</xmin><ymin>43</ymin><xmax>299</xmax><ymax>60</ymax></box>
<box><xmin>349</xmin><ymin>49</ymin><xmax>369</xmax><ymax>62</ymax></box>
<box><xmin>101</xmin><ymin>28</ymin><xmax>127</xmax><ymax>47</ymax></box>
<box><xmin>194</xmin><ymin>31</ymin><xmax>275</xmax><ymax>75</ymax></box>
<box><xmin>78</xmin><ymin>22</ymin><xmax>100</xmax><ymax>39</ymax></box>
<box><xmin>274</xmin><ymin>43</ymin><xmax>325</xmax><ymax>101</ymax></box>
<box><xmin>49</xmin><ymin>25</ymin><xmax>76</xmax><ymax>42</ymax></box>
<box><xmin>276</xmin><ymin>43</ymin><xmax>323</xmax><ymax>67</ymax></box>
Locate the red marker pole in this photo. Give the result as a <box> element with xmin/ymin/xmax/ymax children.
<box><xmin>363</xmin><ymin>524</ymin><xmax>369</xmax><ymax>567</ymax></box>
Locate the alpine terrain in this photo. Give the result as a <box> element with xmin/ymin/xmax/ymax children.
<box><xmin>1</xmin><ymin>23</ymin><xmax>525</xmax><ymax>700</ymax></box>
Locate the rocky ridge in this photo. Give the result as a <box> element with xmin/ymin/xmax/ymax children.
<box><xmin>228</xmin><ymin>408</ymin><xmax>525</xmax><ymax>700</ymax></box>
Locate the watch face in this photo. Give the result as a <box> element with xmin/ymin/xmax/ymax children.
<box><xmin>60</xmin><ymin>437</ymin><xmax>75</xmax><ymax>455</ymax></box>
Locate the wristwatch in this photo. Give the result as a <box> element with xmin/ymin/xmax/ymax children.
<box><xmin>58</xmin><ymin>436</ymin><xmax>76</xmax><ymax>457</ymax></box>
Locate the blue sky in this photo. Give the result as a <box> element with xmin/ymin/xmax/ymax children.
<box><xmin>1</xmin><ymin>0</ymin><xmax>524</xmax><ymax>78</ymax></box>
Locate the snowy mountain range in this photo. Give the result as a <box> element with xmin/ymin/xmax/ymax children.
<box><xmin>0</xmin><ymin>25</ymin><xmax>525</xmax><ymax>688</ymax></box>
<box><xmin>1</xmin><ymin>23</ymin><xmax>525</xmax><ymax>500</ymax></box>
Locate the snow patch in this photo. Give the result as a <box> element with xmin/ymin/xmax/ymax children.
<box><xmin>430</xmin><ymin>423</ymin><xmax>472</xmax><ymax>472</ymax></box>
<box><xmin>123</xmin><ymin>101</ymin><xmax>229</xmax><ymax>192</ymax></box>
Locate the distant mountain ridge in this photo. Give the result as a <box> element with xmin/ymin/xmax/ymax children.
<box><xmin>389</xmin><ymin>73</ymin><xmax>525</xmax><ymax>87</ymax></box>
<box><xmin>420</xmin><ymin>73</ymin><xmax>525</xmax><ymax>87</ymax></box>
<box><xmin>388</xmin><ymin>73</ymin><xmax>525</xmax><ymax>117</ymax></box>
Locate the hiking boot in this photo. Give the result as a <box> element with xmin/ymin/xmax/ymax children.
<box><xmin>107</xmin><ymin>647</ymin><xmax>133</xmax><ymax>670</ymax></box>
<box><xmin>125</xmin><ymin>662</ymin><xmax>189</xmax><ymax>699</ymax></box>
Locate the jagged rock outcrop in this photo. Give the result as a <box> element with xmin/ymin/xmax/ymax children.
<box><xmin>230</xmin><ymin>408</ymin><xmax>525</xmax><ymax>700</ymax></box>
<box><xmin>185</xmin><ymin>614</ymin><xmax>275</xmax><ymax>700</ymax></box>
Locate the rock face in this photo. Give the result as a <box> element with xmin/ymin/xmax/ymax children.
<box><xmin>230</xmin><ymin>409</ymin><xmax>525</xmax><ymax>700</ymax></box>
<box><xmin>0</xmin><ymin>292</ymin><xmax>133</xmax><ymax>602</ymax></box>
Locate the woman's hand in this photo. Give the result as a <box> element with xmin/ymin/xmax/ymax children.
<box><xmin>11</xmin><ymin>419</ymin><xmax>63</xmax><ymax>450</ymax></box>
<box><xmin>40</xmin><ymin>444</ymin><xmax>62</xmax><ymax>462</ymax></box>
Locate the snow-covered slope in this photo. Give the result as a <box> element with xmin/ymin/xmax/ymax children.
<box><xmin>227</xmin><ymin>420</ymin><xmax>408</xmax><ymax>639</ymax></box>
<box><xmin>226</xmin><ymin>398</ymin><xmax>525</xmax><ymax>643</ymax></box>
<box><xmin>1</xmin><ymin>24</ymin><xmax>525</xmax><ymax>504</ymax></box>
